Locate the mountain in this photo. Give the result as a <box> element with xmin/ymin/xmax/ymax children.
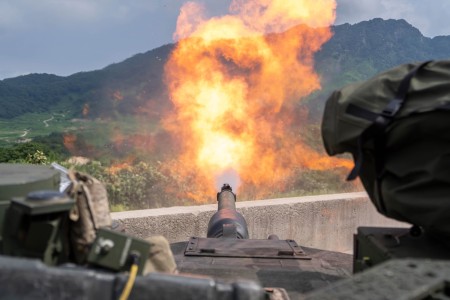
<box><xmin>1</xmin><ymin>18</ymin><xmax>449</xmax><ymax>121</ymax></box>
<box><xmin>316</xmin><ymin>18</ymin><xmax>450</xmax><ymax>88</ymax></box>
<box><xmin>311</xmin><ymin>18</ymin><xmax>450</xmax><ymax>118</ymax></box>
<box><xmin>0</xmin><ymin>44</ymin><xmax>173</xmax><ymax>119</ymax></box>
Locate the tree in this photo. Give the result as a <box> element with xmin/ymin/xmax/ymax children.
<box><xmin>0</xmin><ymin>142</ymin><xmax>59</xmax><ymax>163</ymax></box>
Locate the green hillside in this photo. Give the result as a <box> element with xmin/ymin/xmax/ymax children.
<box><xmin>2</xmin><ymin>19</ymin><xmax>449</xmax><ymax>123</ymax></box>
<box><xmin>309</xmin><ymin>18</ymin><xmax>450</xmax><ymax>119</ymax></box>
<box><xmin>0</xmin><ymin>44</ymin><xmax>173</xmax><ymax>120</ymax></box>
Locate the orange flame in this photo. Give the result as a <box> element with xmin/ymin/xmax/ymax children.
<box><xmin>113</xmin><ymin>90</ymin><xmax>124</xmax><ymax>102</ymax></box>
<box><xmin>107</xmin><ymin>156</ymin><xmax>135</xmax><ymax>175</ymax></box>
<box><xmin>82</xmin><ymin>103</ymin><xmax>90</xmax><ymax>117</ymax></box>
<box><xmin>107</xmin><ymin>162</ymin><xmax>132</xmax><ymax>175</ymax></box>
<box><xmin>63</xmin><ymin>134</ymin><xmax>77</xmax><ymax>153</ymax></box>
<box><xmin>164</xmin><ymin>0</ymin><xmax>348</xmax><ymax>199</ymax></box>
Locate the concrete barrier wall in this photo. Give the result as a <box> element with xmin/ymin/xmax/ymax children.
<box><xmin>111</xmin><ymin>192</ymin><xmax>408</xmax><ymax>253</ymax></box>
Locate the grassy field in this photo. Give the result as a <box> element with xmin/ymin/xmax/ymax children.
<box><xmin>0</xmin><ymin>110</ymin><xmax>162</xmax><ymax>153</ymax></box>
<box><xmin>0</xmin><ymin>113</ymin><xmax>72</xmax><ymax>144</ymax></box>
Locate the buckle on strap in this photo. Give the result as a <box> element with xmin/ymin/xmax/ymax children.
<box><xmin>381</xmin><ymin>98</ymin><xmax>403</xmax><ymax>118</ymax></box>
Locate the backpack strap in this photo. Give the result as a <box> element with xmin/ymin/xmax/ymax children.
<box><xmin>347</xmin><ymin>61</ymin><xmax>432</xmax><ymax>181</ymax></box>
<box><xmin>346</xmin><ymin>104</ymin><xmax>379</xmax><ymax>122</ymax></box>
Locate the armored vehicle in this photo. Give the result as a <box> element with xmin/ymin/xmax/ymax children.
<box><xmin>1</xmin><ymin>163</ymin><xmax>450</xmax><ymax>299</ymax></box>
<box><xmin>0</xmin><ymin>163</ymin><xmax>354</xmax><ymax>299</ymax></box>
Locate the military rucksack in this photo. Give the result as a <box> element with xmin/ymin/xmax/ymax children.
<box><xmin>66</xmin><ymin>170</ymin><xmax>178</xmax><ymax>274</ymax></box>
<box><xmin>322</xmin><ymin>60</ymin><xmax>450</xmax><ymax>243</ymax></box>
<box><xmin>67</xmin><ymin>170</ymin><xmax>112</xmax><ymax>263</ymax></box>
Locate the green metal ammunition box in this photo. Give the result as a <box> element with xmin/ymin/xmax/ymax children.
<box><xmin>2</xmin><ymin>191</ymin><xmax>74</xmax><ymax>265</ymax></box>
<box><xmin>0</xmin><ymin>164</ymin><xmax>61</xmax><ymax>253</ymax></box>
<box><xmin>353</xmin><ymin>227</ymin><xmax>450</xmax><ymax>273</ymax></box>
<box><xmin>88</xmin><ymin>227</ymin><xmax>151</xmax><ymax>275</ymax></box>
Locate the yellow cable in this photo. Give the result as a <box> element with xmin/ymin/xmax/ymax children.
<box><xmin>119</xmin><ymin>263</ymin><xmax>139</xmax><ymax>300</ymax></box>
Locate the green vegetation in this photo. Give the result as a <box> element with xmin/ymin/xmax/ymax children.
<box><xmin>0</xmin><ymin>112</ymin><xmax>75</xmax><ymax>146</ymax></box>
<box><xmin>308</xmin><ymin>18</ymin><xmax>450</xmax><ymax>120</ymax></box>
<box><xmin>70</xmin><ymin>161</ymin><xmax>175</xmax><ymax>211</ymax></box>
<box><xmin>0</xmin><ymin>45</ymin><xmax>173</xmax><ymax>120</ymax></box>
<box><xmin>0</xmin><ymin>142</ymin><xmax>63</xmax><ymax>163</ymax></box>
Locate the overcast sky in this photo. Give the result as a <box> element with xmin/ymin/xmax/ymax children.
<box><xmin>0</xmin><ymin>0</ymin><xmax>449</xmax><ymax>80</ymax></box>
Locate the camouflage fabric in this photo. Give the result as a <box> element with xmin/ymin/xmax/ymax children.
<box><xmin>67</xmin><ymin>170</ymin><xmax>112</xmax><ymax>263</ymax></box>
<box><xmin>322</xmin><ymin>60</ymin><xmax>450</xmax><ymax>243</ymax></box>
<box><xmin>143</xmin><ymin>235</ymin><xmax>178</xmax><ymax>274</ymax></box>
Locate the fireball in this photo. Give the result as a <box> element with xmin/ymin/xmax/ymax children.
<box><xmin>163</xmin><ymin>0</ymin><xmax>349</xmax><ymax>200</ymax></box>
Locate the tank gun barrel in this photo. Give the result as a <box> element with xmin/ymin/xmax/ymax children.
<box><xmin>206</xmin><ymin>184</ymin><xmax>249</xmax><ymax>239</ymax></box>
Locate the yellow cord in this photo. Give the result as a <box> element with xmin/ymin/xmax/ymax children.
<box><xmin>119</xmin><ymin>263</ymin><xmax>139</xmax><ymax>300</ymax></box>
